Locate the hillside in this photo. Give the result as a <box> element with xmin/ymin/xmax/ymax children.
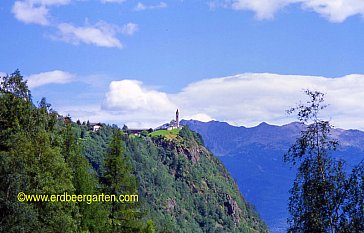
<box><xmin>83</xmin><ymin>125</ymin><xmax>268</xmax><ymax>232</ymax></box>
<box><xmin>181</xmin><ymin>119</ymin><xmax>364</xmax><ymax>232</ymax></box>
<box><xmin>0</xmin><ymin>73</ymin><xmax>268</xmax><ymax>233</ymax></box>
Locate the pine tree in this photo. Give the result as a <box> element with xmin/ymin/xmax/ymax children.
<box><xmin>103</xmin><ymin>129</ymin><xmax>143</xmax><ymax>232</ymax></box>
<box><xmin>62</xmin><ymin>124</ymin><xmax>110</xmax><ymax>232</ymax></box>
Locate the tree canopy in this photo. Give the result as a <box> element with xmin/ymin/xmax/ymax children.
<box><xmin>285</xmin><ymin>90</ymin><xmax>364</xmax><ymax>233</ymax></box>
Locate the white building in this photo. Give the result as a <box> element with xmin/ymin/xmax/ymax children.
<box><xmin>155</xmin><ymin>109</ymin><xmax>181</xmax><ymax>131</ymax></box>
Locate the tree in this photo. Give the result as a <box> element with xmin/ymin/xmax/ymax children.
<box><xmin>0</xmin><ymin>71</ymin><xmax>78</xmax><ymax>232</ymax></box>
<box><xmin>0</xmin><ymin>71</ymin><xmax>156</xmax><ymax>232</ymax></box>
<box><xmin>285</xmin><ymin>90</ymin><xmax>364</xmax><ymax>233</ymax></box>
<box><xmin>0</xmin><ymin>70</ymin><xmax>31</xmax><ymax>100</ymax></box>
<box><xmin>122</xmin><ymin>124</ymin><xmax>129</xmax><ymax>135</ymax></box>
<box><xmin>103</xmin><ymin>129</ymin><xmax>143</xmax><ymax>232</ymax></box>
<box><xmin>140</xmin><ymin>130</ymin><xmax>149</xmax><ymax>137</ymax></box>
<box><xmin>285</xmin><ymin>90</ymin><xmax>346</xmax><ymax>233</ymax></box>
<box><xmin>62</xmin><ymin>124</ymin><xmax>110</xmax><ymax>232</ymax></box>
<box><xmin>339</xmin><ymin>163</ymin><xmax>364</xmax><ymax>232</ymax></box>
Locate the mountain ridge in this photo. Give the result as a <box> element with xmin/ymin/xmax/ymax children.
<box><xmin>181</xmin><ymin>119</ymin><xmax>364</xmax><ymax>232</ymax></box>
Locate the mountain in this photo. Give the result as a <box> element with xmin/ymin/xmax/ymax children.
<box><xmin>83</xmin><ymin>125</ymin><xmax>269</xmax><ymax>232</ymax></box>
<box><xmin>181</xmin><ymin>120</ymin><xmax>364</xmax><ymax>233</ymax></box>
<box><xmin>0</xmin><ymin>73</ymin><xmax>268</xmax><ymax>233</ymax></box>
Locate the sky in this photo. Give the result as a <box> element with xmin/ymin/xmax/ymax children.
<box><xmin>1</xmin><ymin>0</ymin><xmax>364</xmax><ymax>129</ymax></box>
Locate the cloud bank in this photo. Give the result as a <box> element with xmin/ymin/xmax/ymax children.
<box><xmin>217</xmin><ymin>0</ymin><xmax>364</xmax><ymax>22</ymax></box>
<box><xmin>30</xmin><ymin>71</ymin><xmax>364</xmax><ymax>130</ymax></box>
<box><xmin>93</xmin><ymin>73</ymin><xmax>364</xmax><ymax>129</ymax></box>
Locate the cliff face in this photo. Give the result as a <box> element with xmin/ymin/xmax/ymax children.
<box><xmin>125</xmin><ymin>127</ymin><xmax>268</xmax><ymax>233</ymax></box>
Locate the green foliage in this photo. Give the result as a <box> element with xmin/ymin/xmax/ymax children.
<box><xmin>149</xmin><ymin>129</ymin><xmax>180</xmax><ymax>138</ymax></box>
<box><xmin>339</xmin><ymin>164</ymin><xmax>364</xmax><ymax>232</ymax></box>
<box><xmin>0</xmin><ymin>71</ymin><xmax>78</xmax><ymax>232</ymax></box>
<box><xmin>80</xmin><ymin>124</ymin><xmax>267</xmax><ymax>232</ymax></box>
<box><xmin>0</xmin><ymin>70</ymin><xmax>266</xmax><ymax>233</ymax></box>
<box><xmin>0</xmin><ymin>69</ymin><xmax>31</xmax><ymax>100</ymax></box>
<box><xmin>285</xmin><ymin>90</ymin><xmax>364</xmax><ymax>233</ymax></box>
<box><xmin>82</xmin><ymin>125</ymin><xmax>114</xmax><ymax>175</ymax></box>
<box><xmin>63</xmin><ymin>125</ymin><xmax>110</xmax><ymax>232</ymax></box>
<box><xmin>125</xmin><ymin>129</ymin><xmax>268</xmax><ymax>233</ymax></box>
<box><xmin>179</xmin><ymin>125</ymin><xmax>204</xmax><ymax>145</ymax></box>
<box><xmin>0</xmin><ymin>71</ymin><xmax>152</xmax><ymax>233</ymax></box>
<box><xmin>102</xmin><ymin>129</ymin><xmax>144</xmax><ymax>232</ymax></box>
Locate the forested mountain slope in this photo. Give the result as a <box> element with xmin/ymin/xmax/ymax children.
<box><xmin>82</xmin><ymin>124</ymin><xmax>268</xmax><ymax>232</ymax></box>
<box><xmin>0</xmin><ymin>71</ymin><xmax>267</xmax><ymax>233</ymax></box>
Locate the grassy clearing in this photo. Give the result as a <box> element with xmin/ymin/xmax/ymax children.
<box><xmin>128</xmin><ymin>134</ymin><xmax>137</xmax><ymax>139</ymax></box>
<box><xmin>149</xmin><ymin>129</ymin><xmax>180</xmax><ymax>140</ymax></box>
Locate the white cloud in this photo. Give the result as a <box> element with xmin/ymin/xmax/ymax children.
<box><xmin>98</xmin><ymin>73</ymin><xmax>364</xmax><ymax>130</ymax></box>
<box><xmin>221</xmin><ymin>0</ymin><xmax>364</xmax><ymax>22</ymax></box>
<box><xmin>231</xmin><ymin>0</ymin><xmax>291</xmax><ymax>19</ymax></box>
<box><xmin>12</xmin><ymin>0</ymin><xmax>70</xmax><ymax>25</ymax></box>
<box><xmin>121</xmin><ymin>23</ymin><xmax>139</xmax><ymax>35</ymax></box>
<box><xmin>134</xmin><ymin>2</ymin><xmax>167</xmax><ymax>11</ymax></box>
<box><xmin>134</xmin><ymin>2</ymin><xmax>146</xmax><ymax>11</ymax></box>
<box><xmin>27</xmin><ymin>70</ymin><xmax>75</xmax><ymax>88</ymax></box>
<box><xmin>103</xmin><ymin>80</ymin><xmax>176</xmax><ymax>113</ymax></box>
<box><xmin>301</xmin><ymin>0</ymin><xmax>364</xmax><ymax>22</ymax></box>
<box><xmin>12</xmin><ymin>1</ymin><xmax>50</xmax><ymax>25</ymax></box>
<box><xmin>186</xmin><ymin>113</ymin><xmax>214</xmax><ymax>122</ymax></box>
<box><xmin>11</xmin><ymin>0</ymin><xmax>139</xmax><ymax>48</ymax></box>
<box><xmin>53</xmin><ymin>21</ymin><xmax>128</xmax><ymax>48</ymax></box>
<box><xmin>56</xmin><ymin>80</ymin><xmax>177</xmax><ymax>128</ymax></box>
<box><xmin>60</xmin><ymin>104</ymin><xmax>175</xmax><ymax>129</ymax></box>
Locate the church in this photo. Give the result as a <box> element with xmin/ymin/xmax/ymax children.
<box><xmin>155</xmin><ymin>109</ymin><xmax>181</xmax><ymax>131</ymax></box>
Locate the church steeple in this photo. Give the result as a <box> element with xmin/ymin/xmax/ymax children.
<box><xmin>176</xmin><ymin>109</ymin><xmax>179</xmax><ymax>128</ymax></box>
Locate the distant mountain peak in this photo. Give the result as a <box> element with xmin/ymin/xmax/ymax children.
<box><xmin>182</xmin><ymin>119</ymin><xmax>364</xmax><ymax>232</ymax></box>
<box><xmin>257</xmin><ymin>122</ymin><xmax>271</xmax><ymax>127</ymax></box>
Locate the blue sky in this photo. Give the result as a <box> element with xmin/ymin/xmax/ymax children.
<box><xmin>1</xmin><ymin>0</ymin><xmax>364</xmax><ymax>129</ymax></box>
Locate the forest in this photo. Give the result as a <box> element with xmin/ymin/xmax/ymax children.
<box><xmin>0</xmin><ymin>70</ymin><xmax>267</xmax><ymax>233</ymax></box>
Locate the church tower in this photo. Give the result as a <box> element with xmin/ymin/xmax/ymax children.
<box><xmin>176</xmin><ymin>109</ymin><xmax>179</xmax><ymax>128</ymax></box>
